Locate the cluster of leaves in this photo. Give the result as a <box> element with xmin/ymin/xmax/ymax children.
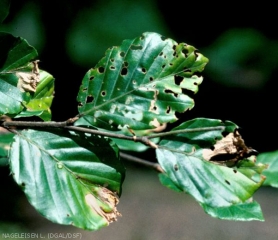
<box><xmin>1</xmin><ymin>1</ymin><xmax>278</xmax><ymax>231</ymax></box>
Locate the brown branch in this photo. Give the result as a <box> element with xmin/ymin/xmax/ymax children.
<box><xmin>119</xmin><ymin>152</ymin><xmax>164</xmax><ymax>173</ymax></box>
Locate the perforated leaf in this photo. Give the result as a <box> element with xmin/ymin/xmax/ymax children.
<box><xmin>156</xmin><ymin>118</ymin><xmax>266</xmax><ymax>220</ymax></box>
<box><xmin>9</xmin><ymin>129</ymin><xmax>125</xmax><ymax>231</ymax></box>
<box><xmin>77</xmin><ymin>32</ymin><xmax>208</xmax><ymax>133</ymax></box>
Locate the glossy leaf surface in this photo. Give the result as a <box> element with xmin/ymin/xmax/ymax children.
<box><xmin>257</xmin><ymin>150</ymin><xmax>278</xmax><ymax>188</ymax></box>
<box><xmin>0</xmin><ymin>33</ymin><xmax>54</xmax><ymax>119</ymax></box>
<box><xmin>9</xmin><ymin>129</ymin><xmax>125</xmax><ymax>231</ymax></box>
<box><xmin>77</xmin><ymin>32</ymin><xmax>208</xmax><ymax>132</ymax></box>
<box><xmin>156</xmin><ymin>118</ymin><xmax>266</xmax><ymax>220</ymax></box>
<box><xmin>0</xmin><ymin>132</ymin><xmax>14</xmax><ymax>158</ymax></box>
<box><xmin>15</xmin><ymin>70</ymin><xmax>55</xmax><ymax>120</ymax></box>
<box><xmin>0</xmin><ymin>33</ymin><xmax>36</xmax><ymax>116</ymax></box>
<box><xmin>201</xmin><ymin>201</ymin><xmax>264</xmax><ymax>221</ymax></box>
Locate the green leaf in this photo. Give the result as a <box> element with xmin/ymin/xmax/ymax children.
<box><xmin>0</xmin><ymin>33</ymin><xmax>38</xmax><ymax>116</ymax></box>
<box><xmin>9</xmin><ymin>129</ymin><xmax>125</xmax><ymax>231</ymax></box>
<box><xmin>158</xmin><ymin>173</ymin><xmax>183</xmax><ymax>192</ymax></box>
<box><xmin>15</xmin><ymin>70</ymin><xmax>55</xmax><ymax>121</ymax></box>
<box><xmin>156</xmin><ymin>118</ymin><xmax>266</xmax><ymax>220</ymax></box>
<box><xmin>0</xmin><ymin>0</ymin><xmax>10</xmax><ymax>23</ymax></box>
<box><xmin>0</xmin><ymin>33</ymin><xmax>54</xmax><ymax>119</ymax></box>
<box><xmin>0</xmin><ymin>132</ymin><xmax>14</xmax><ymax>158</ymax></box>
<box><xmin>257</xmin><ymin>150</ymin><xmax>278</xmax><ymax>188</ymax></box>
<box><xmin>0</xmin><ymin>32</ymin><xmax>38</xmax><ymax>72</ymax></box>
<box><xmin>77</xmin><ymin>32</ymin><xmax>208</xmax><ymax>133</ymax></box>
<box><xmin>201</xmin><ymin>201</ymin><xmax>264</xmax><ymax>221</ymax></box>
<box><xmin>0</xmin><ymin>74</ymin><xmax>26</xmax><ymax>116</ymax></box>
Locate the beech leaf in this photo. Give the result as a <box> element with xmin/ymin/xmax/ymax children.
<box><xmin>77</xmin><ymin>32</ymin><xmax>208</xmax><ymax>133</ymax></box>
<box><xmin>9</xmin><ymin>129</ymin><xmax>125</xmax><ymax>231</ymax></box>
<box><xmin>156</xmin><ymin>118</ymin><xmax>267</xmax><ymax>220</ymax></box>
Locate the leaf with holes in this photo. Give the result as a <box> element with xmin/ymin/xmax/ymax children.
<box><xmin>9</xmin><ymin>129</ymin><xmax>125</xmax><ymax>231</ymax></box>
<box><xmin>77</xmin><ymin>32</ymin><xmax>208</xmax><ymax>133</ymax></box>
<box><xmin>156</xmin><ymin>118</ymin><xmax>267</xmax><ymax>220</ymax></box>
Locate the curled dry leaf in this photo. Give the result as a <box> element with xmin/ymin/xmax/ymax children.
<box><xmin>203</xmin><ymin>130</ymin><xmax>257</xmax><ymax>166</ymax></box>
<box><xmin>16</xmin><ymin>60</ymin><xmax>40</xmax><ymax>92</ymax></box>
<box><xmin>85</xmin><ymin>187</ymin><xmax>121</xmax><ymax>224</ymax></box>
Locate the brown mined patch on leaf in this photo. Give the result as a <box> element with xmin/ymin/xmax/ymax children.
<box><xmin>16</xmin><ymin>60</ymin><xmax>40</xmax><ymax>92</ymax></box>
<box><xmin>149</xmin><ymin>90</ymin><xmax>159</xmax><ymax>114</ymax></box>
<box><xmin>203</xmin><ymin>130</ymin><xmax>257</xmax><ymax>166</ymax></box>
<box><xmin>85</xmin><ymin>188</ymin><xmax>121</xmax><ymax>224</ymax></box>
<box><xmin>149</xmin><ymin>118</ymin><xmax>167</xmax><ymax>132</ymax></box>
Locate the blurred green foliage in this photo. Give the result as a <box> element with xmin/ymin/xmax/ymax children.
<box><xmin>0</xmin><ymin>1</ymin><xmax>45</xmax><ymax>53</ymax></box>
<box><xmin>204</xmin><ymin>28</ymin><xmax>278</xmax><ymax>90</ymax></box>
<box><xmin>66</xmin><ymin>0</ymin><xmax>170</xmax><ymax>67</ymax></box>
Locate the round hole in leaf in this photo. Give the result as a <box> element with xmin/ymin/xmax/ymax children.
<box><xmin>225</xmin><ymin>180</ymin><xmax>231</xmax><ymax>185</ymax></box>
<box><xmin>124</xmin><ymin>61</ymin><xmax>129</xmax><ymax>67</ymax></box>
<box><xmin>130</xmin><ymin>44</ymin><xmax>143</xmax><ymax>50</ymax></box>
<box><xmin>78</xmin><ymin>102</ymin><xmax>83</xmax><ymax>107</ymax></box>
<box><xmin>110</xmin><ymin>58</ymin><xmax>114</xmax><ymax>62</ymax></box>
<box><xmin>121</xmin><ymin>67</ymin><xmax>128</xmax><ymax>76</ymax></box>
<box><xmin>149</xmin><ymin>77</ymin><xmax>154</xmax><ymax>81</ymax></box>
<box><xmin>83</xmin><ymin>88</ymin><xmax>88</xmax><ymax>91</ymax></box>
<box><xmin>98</xmin><ymin>67</ymin><xmax>105</xmax><ymax>73</ymax></box>
<box><xmin>159</xmin><ymin>52</ymin><xmax>163</xmax><ymax>56</ymax></box>
<box><xmin>101</xmin><ymin>91</ymin><xmax>106</xmax><ymax>97</ymax></box>
<box><xmin>89</xmin><ymin>76</ymin><xmax>94</xmax><ymax>81</ymax></box>
<box><xmin>141</xmin><ymin>68</ymin><xmax>147</xmax><ymax>73</ymax></box>
<box><xmin>120</xmin><ymin>51</ymin><xmax>125</xmax><ymax>57</ymax></box>
<box><xmin>182</xmin><ymin>48</ymin><xmax>189</xmax><ymax>56</ymax></box>
<box><xmin>86</xmin><ymin>95</ymin><xmax>94</xmax><ymax>103</ymax></box>
<box><xmin>110</xmin><ymin>66</ymin><xmax>116</xmax><ymax>70</ymax></box>
<box><xmin>161</xmin><ymin>64</ymin><xmax>166</xmax><ymax>69</ymax></box>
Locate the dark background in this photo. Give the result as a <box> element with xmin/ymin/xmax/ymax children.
<box><xmin>3</xmin><ymin>1</ymin><xmax>278</xmax><ymax>152</ymax></box>
<box><xmin>1</xmin><ymin>1</ymin><xmax>278</xmax><ymax>239</ymax></box>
